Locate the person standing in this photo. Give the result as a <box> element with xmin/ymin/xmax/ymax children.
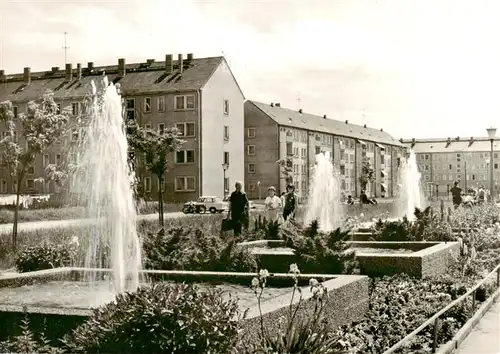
<box><xmin>283</xmin><ymin>184</ymin><xmax>298</xmax><ymax>221</ymax></box>
<box><xmin>450</xmin><ymin>181</ymin><xmax>463</xmax><ymax>209</ymax></box>
<box><xmin>264</xmin><ymin>186</ymin><xmax>282</xmax><ymax>223</ymax></box>
<box><xmin>227</xmin><ymin>181</ymin><xmax>249</xmax><ymax>236</ymax></box>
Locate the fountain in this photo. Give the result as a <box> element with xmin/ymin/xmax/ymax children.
<box><xmin>303</xmin><ymin>152</ymin><xmax>343</xmax><ymax>231</ymax></box>
<box><xmin>71</xmin><ymin>77</ymin><xmax>142</xmax><ymax>299</ymax></box>
<box><xmin>396</xmin><ymin>149</ymin><xmax>425</xmax><ymax>220</ymax></box>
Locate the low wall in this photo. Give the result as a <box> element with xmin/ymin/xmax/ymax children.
<box><xmin>356</xmin><ymin>241</ymin><xmax>460</xmax><ymax>278</ymax></box>
<box><xmin>240</xmin><ymin>275</ymin><xmax>370</xmax><ymax>345</ymax></box>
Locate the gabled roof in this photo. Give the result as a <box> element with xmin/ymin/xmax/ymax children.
<box><xmin>247</xmin><ymin>100</ymin><xmax>402</xmax><ymax>147</ymax></box>
<box><xmin>401</xmin><ymin>137</ymin><xmax>500</xmax><ymax>153</ymax></box>
<box><xmin>0</xmin><ymin>56</ymin><xmax>224</xmax><ymax>102</ymax></box>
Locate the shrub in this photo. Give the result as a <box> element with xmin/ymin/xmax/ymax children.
<box><xmin>62</xmin><ymin>283</ymin><xmax>242</xmax><ymax>354</ymax></box>
<box><xmin>15</xmin><ymin>244</ymin><xmax>75</xmax><ymax>273</ymax></box>
<box><xmin>142</xmin><ymin>227</ymin><xmax>257</xmax><ymax>272</ymax></box>
<box><xmin>283</xmin><ymin>221</ymin><xmax>357</xmax><ymax>274</ymax></box>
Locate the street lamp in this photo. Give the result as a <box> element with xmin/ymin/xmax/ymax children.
<box><xmin>222</xmin><ymin>163</ymin><xmax>228</xmax><ymax>197</ymax></box>
<box><xmin>257</xmin><ymin>181</ymin><xmax>261</xmax><ymax>200</ymax></box>
<box><xmin>487</xmin><ymin>127</ymin><xmax>497</xmax><ymax>201</ymax></box>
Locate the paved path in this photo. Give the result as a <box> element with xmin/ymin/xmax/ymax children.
<box><xmin>0</xmin><ymin>212</ymin><xmax>188</xmax><ymax>235</ymax></box>
<box><xmin>454</xmin><ymin>300</ymin><xmax>500</xmax><ymax>353</ymax></box>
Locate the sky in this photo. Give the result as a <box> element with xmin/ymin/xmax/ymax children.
<box><xmin>1</xmin><ymin>0</ymin><xmax>500</xmax><ymax>140</ymax></box>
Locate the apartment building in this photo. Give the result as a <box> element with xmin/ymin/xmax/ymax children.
<box><xmin>244</xmin><ymin>101</ymin><xmax>405</xmax><ymax>200</ymax></box>
<box><xmin>0</xmin><ymin>54</ymin><xmax>245</xmax><ymax>202</ymax></box>
<box><xmin>402</xmin><ymin>137</ymin><xmax>500</xmax><ymax>197</ymax></box>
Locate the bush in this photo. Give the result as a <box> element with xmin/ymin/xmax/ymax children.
<box><xmin>283</xmin><ymin>221</ymin><xmax>357</xmax><ymax>274</ymax></box>
<box><xmin>62</xmin><ymin>283</ymin><xmax>242</xmax><ymax>354</ymax></box>
<box><xmin>142</xmin><ymin>227</ymin><xmax>257</xmax><ymax>272</ymax></box>
<box><xmin>15</xmin><ymin>244</ymin><xmax>75</xmax><ymax>273</ymax></box>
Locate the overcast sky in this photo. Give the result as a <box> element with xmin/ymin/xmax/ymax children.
<box><xmin>1</xmin><ymin>0</ymin><xmax>500</xmax><ymax>140</ymax></box>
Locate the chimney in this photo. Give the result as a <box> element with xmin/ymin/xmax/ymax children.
<box><xmin>364</xmin><ymin>124</ymin><xmax>367</xmax><ymax>128</ymax></box>
<box><xmin>165</xmin><ymin>54</ymin><xmax>173</xmax><ymax>73</ymax></box>
<box><xmin>187</xmin><ymin>53</ymin><xmax>194</xmax><ymax>61</ymax></box>
<box><xmin>298</xmin><ymin>108</ymin><xmax>303</xmax><ymax>113</ymax></box>
<box><xmin>345</xmin><ymin>120</ymin><xmax>348</xmax><ymax>124</ymax></box>
<box><xmin>51</xmin><ymin>67</ymin><xmax>59</xmax><ymax>74</ymax></box>
<box><xmin>380</xmin><ymin>128</ymin><xmax>383</xmax><ymax>132</ymax></box>
<box><xmin>146</xmin><ymin>59</ymin><xmax>155</xmax><ymax>65</ymax></box>
<box><xmin>0</xmin><ymin>70</ymin><xmax>4</xmax><ymax>82</ymax></box>
<box><xmin>412</xmin><ymin>138</ymin><xmax>416</xmax><ymax>144</ymax></box>
<box><xmin>270</xmin><ymin>103</ymin><xmax>274</xmax><ymax>107</ymax></box>
<box><xmin>87</xmin><ymin>62</ymin><xmax>94</xmax><ymax>70</ymax></box>
<box><xmin>275</xmin><ymin>103</ymin><xmax>281</xmax><ymax>107</ymax></box>
<box><xmin>323</xmin><ymin>114</ymin><xmax>327</xmax><ymax>119</ymax></box>
<box><xmin>65</xmin><ymin>63</ymin><xmax>73</xmax><ymax>81</ymax></box>
<box><xmin>118</xmin><ymin>58</ymin><xmax>126</xmax><ymax>77</ymax></box>
<box><xmin>77</xmin><ymin>63</ymin><xmax>82</xmax><ymax>80</ymax></box>
<box><xmin>23</xmin><ymin>67</ymin><xmax>31</xmax><ymax>84</ymax></box>
<box><xmin>470</xmin><ymin>136</ymin><xmax>474</xmax><ymax>141</ymax></box>
<box><xmin>178</xmin><ymin>54</ymin><xmax>184</xmax><ymax>73</ymax></box>
<box><xmin>455</xmin><ymin>136</ymin><xmax>460</xmax><ymax>141</ymax></box>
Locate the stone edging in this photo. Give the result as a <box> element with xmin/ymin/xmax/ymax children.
<box><xmin>435</xmin><ymin>286</ymin><xmax>500</xmax><ymax>354</ymax></box>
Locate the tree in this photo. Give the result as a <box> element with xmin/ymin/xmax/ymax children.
<box><xmin>359</xmin><ymin>157</ymin><xmax>375</xmax><ymax>192</ymax></box>
<box><xmin>126</xmin><ymin>121</ymin><xmax>184</xmax><ymax>227</ymax></box>
<box><xmin>0</xmin><ymin>91</ymin><xmax>71</xmax><ymax>249</ymax></box>
<box><xmin>277</xmin><ymin>157</ymin><xmax>293</xmax><ymax>185</ymax></box>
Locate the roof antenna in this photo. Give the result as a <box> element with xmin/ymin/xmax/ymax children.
<box><xmin>62</xmin><ymin>31</ymin><xmax>70</xmax><ymax>65</ymax></box>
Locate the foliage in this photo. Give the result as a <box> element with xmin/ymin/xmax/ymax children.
<box><xmin>252</xmin><ymin>215</ymin><xmax>281</xmax><ymax>240</ymax></box>
<box><xmin>0</xmin><ymin>92</ymin><xmax>71</xmax><ymax>249</ymax></box>
<box><xmin>14</xmin><ymin>243</ymin><xmax>76</xmax><ymax>273</ymax></box>
<box><xmin>277</xmin><ymin>157</ymin><xmax>293</xmax><ymax>185</ymax></box>
<box><xmin>62</xmin><ymin>283</ymin><xmax>242</xmax><ymax>354</ymax></box>
<box><xmin>450</xmin><ymin>203</ymin><xmax>500</xmax><ymax>229</ymax></box>
<box><xmin>142</xmin><ymin>226</ymin><xmax>257</xmax><ymax>272</ymax></box>
<box><xmin>283</xmin><ymin>221</ymin><xmax>357</xmax><ymax>274</ymax></box>
<box><xmin>358</xmin><ymin>157</ymin><xmax>375</xmax><ymax>191</ymax></box>
<box><xmin>0</xmin><ymin>311</ymin><xmax>62</xmax><ymax>354</ymax></box>
<box><xmin>372</xmin><ymin>207</ymin><xmax>453</xmax><ymax>242</ymax></box>
<box><xmin>241</xmin><ymin>265</ymin><xmax>337</xmax><ymax>354</ymax></box>
<box><xmin>126</xmin><ymin>120</ymin><xmax>184</xmax><ymax>226</ymax></box>
<box><xmin>328</xmin><ymin>273</ymin><xmax>486</xmax><ymax>353</ymax></box>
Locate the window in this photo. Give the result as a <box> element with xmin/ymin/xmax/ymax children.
<box><xmin>424</xmin><ymin>154</ymin><xmax>429</xmax><ymax>160</ymax></box>
<box><xmin>449</xmin><ymin>164</ymin><xmax>452</xmax><ymax>170</ymax></box>
<box><xmin>71</xmin><ymin>102</ymin><xmax>80</xmax><ymax>116</ymax></box>
<box><xmin>43</xmin><ymin>180</ymin><xmax>50</xmax><ymax>193</ymax></box>
<box><xmin>248</xmin><ymin>182</ymin><xmax>256</xmax><ymax>191</ymax></box>
<box><xmin>247</xmin><ymin>145</ymin><xmax>256</xmax><ymax>156</ymax></box>
<box><xmin>126</xmin><ymin>99</ymin><xmax>135</xmax><ymax>120</ymax></box>
<box><xmin>301</xmin><ymin>148</ymin><xmax>307</xmax><ymax>158</ymax></box>
<box><xmin>294</xmin><ymin>147</ymin><xmax>299</xmax><ymax>157</ymax></box>
<box><xmin>301</xmin><ymin>180</ymin><xmax>306</xmax><ymax>190</ymax></box>
<box><xmin>175</xmin><ymin>150</ymin><xmax>195</xmax><ymax>164</ymax></box>
<box><xmin>56</xmin><ymin>104</ymin><xmax>61</xmax><ymax>114</ymax></box>
<box><xmin>13</xmin><ymin>106</ymin><xmax>18</xmax><ymax>118</ymax></box>
<box><xmin>56</xmin><ymin>154</ymin><xmax>61</xmax><ymax>165</ymax></box>
<box><xmin>144</xmin><ymin>177</ymin><xmax>151</xmax><ymax>192</ymax></box>
<box><xmin>223</xmin><ymin>99</ymin><xmax>229</xmax><ymax>115</ymax></box>
<box><xmin>43</xmin><ymin>154</ymin><xmax>49</xmax><ymax>167</ymax></box>
<box><xmin>157</xmin><ymin>96</ymin><xmax>165</xmax><ymax>112</ymax></box>
<box><xmin>224</xmin><ymin>151</ymin><xmax>230</xmax><ymax>165</ymax></box>
<box><xmin>27</xmin><ymin>166</ymin><xmax>35</xmax><ymax>174</ymax></box>
<box><xmin>25</xmin><ymin>179</ymin><xmax>35</xmax><ymax>190</ymax></box>
<box><xmin>72</xmin><ymin>128</ymin><xmax>79</xmax><ymax>141</ymax></box>
<box><xmin>145</xmin><ymin>124</ymin><xmax>151</xmax><ymax>130</ymax></box>
<box><xmin>175</xmin><ymin>176</ymin><xmax>196</xmax><ymax>192</ymax></box>
<box><xmin>158</xmin><ymin>123</ymin><xmax>165</xmax><ymax>134</ymax></box>
<box><xmin>224</xmin><ymin>126</ymin><xmax>229</xmax><ymax>140</ymax></box>
<box><xmin>1</xmin><ymin>180</ymin><xmax>7</xmax><ymax>193</ymax></box>
<box><xmin>247</xmin><ymin>128</ymin><xmax>256</xmax><ymax>138</ymax></box>
<box><xmin>286</xmin><ymin>142</ymin><xmax>293</xmax><ymax>155</ymax></box>
<box><xmin>315</xmin><ymin>146</ymin><xmax>321</xmax><ymax>154</ymax></box>
<box><xmin>496</xmin><ymin>164</ymin><xmax>499</xmax><ymax>169</ymax></box>
<box><xmin>248</xmin><ymin>163</ymin><xmax>255</xmax><ymax>173</ymax></box>
<box><xmin>176</xmin><ymin>122</ymin><xmax>195</xmax><ymax>137</ymax></box>
<box><xmin>144</xmin><ymin>97</ymin><xmax>151</xmax><ymax>113</ymax></box>
<box><xmin>175</xmin><ymin>95</ymin><xmax>195</xmax><ymax>110</ymax></box>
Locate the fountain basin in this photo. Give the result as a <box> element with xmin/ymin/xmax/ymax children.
<box><xmin>0</xmin><ymin>267</ymin><xmax>369</xmax><ymax>344</ymax></box>
<box><xmin>238</xmin><ymin>240</ymin><xmax>460</xmax><ymax>278</ymax></box>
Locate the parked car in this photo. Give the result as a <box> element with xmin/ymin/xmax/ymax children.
<box><xmin>222</xmin><ymin>196</ymin><xmax>256</xmax><ymax>209</ymax></box>
<box><xmin>182</xmin><ymin>196</ymin><xmax>228</xmax><ymax>214</ymax></box>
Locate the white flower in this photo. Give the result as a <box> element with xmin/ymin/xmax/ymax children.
<box><xmin>251</xmin><ymin>277</ymin><xmax>259</xmax><ymax>288</ymax></box>
<box><xmin>360</xmin><ymin>213</ymin><xmax>365</xmax><ymax>218</ymax></box>
<box><xmin>463</xmin><ymin>243</ymin><xmax>469</xmax><ymax>256</ymax></box>
<box><xmin>69</xmin><ymin>235</ymin><xmax>79</xmax><ymax>246</ymax></box>
<box><xmin>259</xmin><ymin>269</ymin><xmax>269</xmax><ymax>278</ymax></box>
<box><xmin>289</xmin><ymin>263</ymin><xmax>300</xmax><ymax>274</ymax></box>
<box><xmin>309</xmin><ymin>278</ymin><xmax>319</xmax><ymax>287</ymax></box>
<box><xmin>470</xmin><ymin>246</ymin><xmax>477</xmax><ymax>261</ymax></box>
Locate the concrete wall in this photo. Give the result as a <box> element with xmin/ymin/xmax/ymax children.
<box><xmin>201</xmin><ymin>60</ymin><xmax>245</xmax><ymax>197</ymax></box>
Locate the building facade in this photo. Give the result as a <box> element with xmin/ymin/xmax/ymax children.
<box><xmin>402</xmin><ymin>137</ymin><xmax>500</xmax><ymax>198</ymax></box>
<box><xmin>244</xmin><ymin>101</ymin><xmax>405</xmax><ymax>200</ymax></box>
<box><xmin>0</xmin><ymin>54</ymin><xmax>245</xmax><ymax>202</ymax></box>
